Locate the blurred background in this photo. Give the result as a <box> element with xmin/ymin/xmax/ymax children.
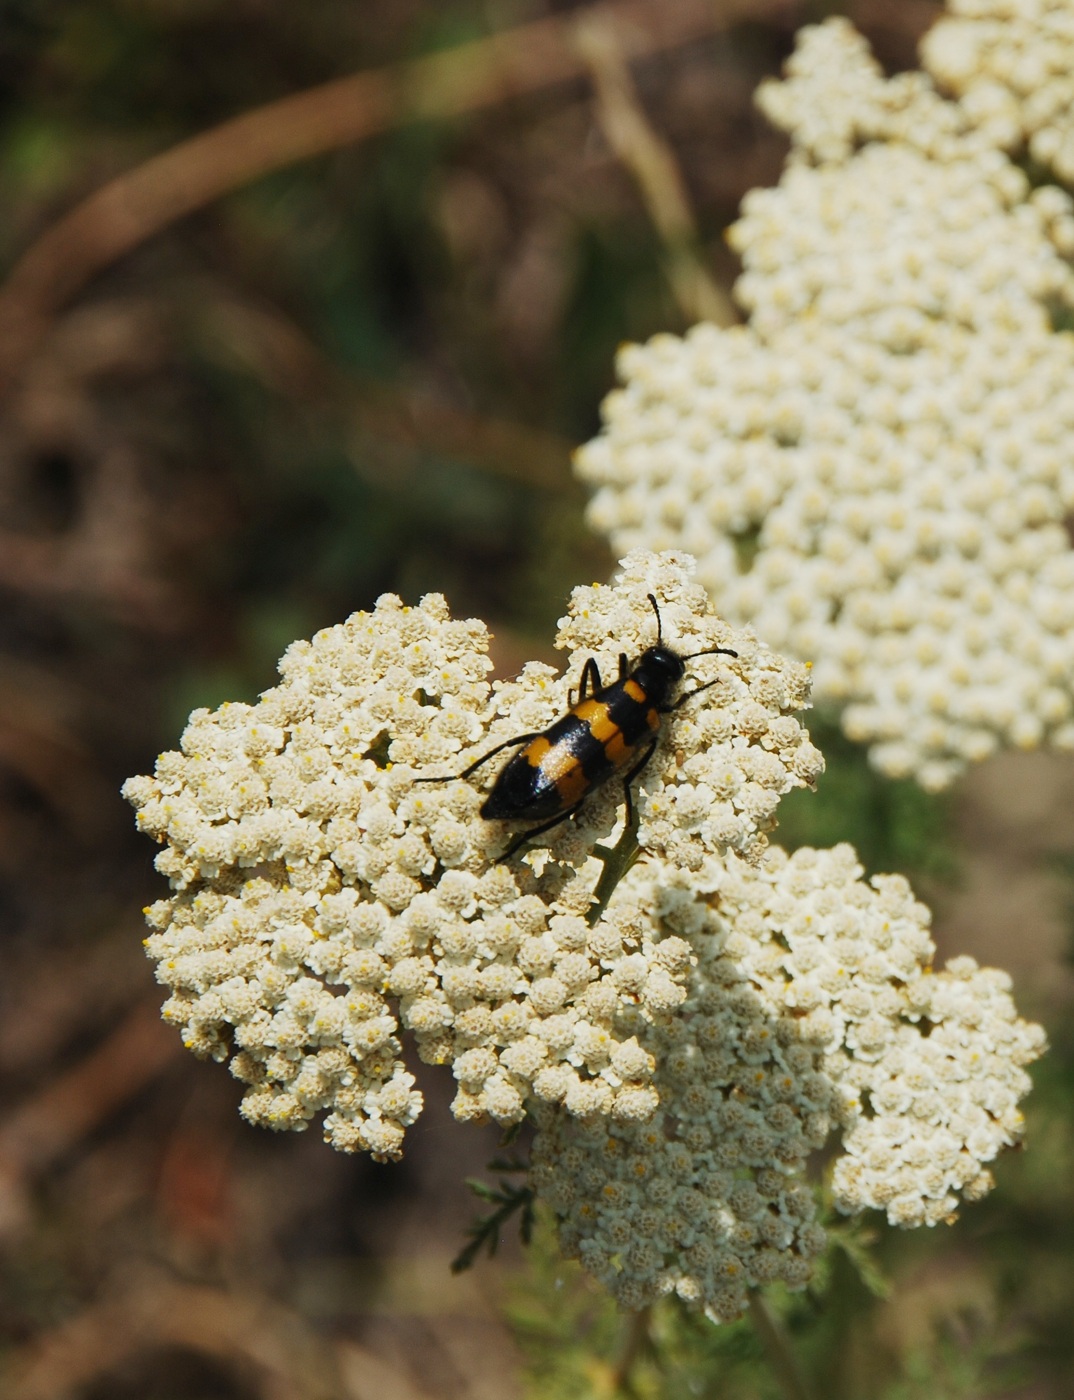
<box><xmin>1</xmin><ymin>2</ymin><xmax>1073</xmax><ymax>1396</ymax></box>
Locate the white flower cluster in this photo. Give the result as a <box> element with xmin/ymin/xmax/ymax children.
<box><xmin>833</xmin><ymin>954</ymin><xmax>1045</xmax><ymax>1227</ymax></box>
<box><xmin>575</xmin><ymin>16</ymin><xmax>1074</xmax><ymax>789</ymax></box>
<box><xmin>529</xmin><ymin>844</ymin><xmax>1045</xmax><ymax>1320</ymax></box>
<box><xmin>124</xmin><ymin>552</ymin><xmax>819</xmax><ymax>1159</ymax></box>
<box><xmin>124</xmin><ymin>549</ymin><xmax>1043</xmax><ymax>1316</ymax></box>
<box><xmin>923</xmin><ymin>0</ymin><xmax>1074</xmax><ymax>184</ymax></box>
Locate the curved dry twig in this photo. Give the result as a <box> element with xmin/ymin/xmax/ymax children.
<box><xmin>2</xmin><ymin>1273</ymin><xmax>430</xmax><ymax>1400</ymax></box>
<box><xmin>0</xmin><ymin>0</ymin><xmax>786</xmax><ymax>389</ymax></box>
<box><xmin>575</xmin><ymin>15</ymin><xmax>737</xmax><ymax>326</ymax></box>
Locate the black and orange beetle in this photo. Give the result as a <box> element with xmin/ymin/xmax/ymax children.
<box><xmin>417</xmin><ymin>595</ymin><xmax>737</xmax><ymax>858</ymax></box>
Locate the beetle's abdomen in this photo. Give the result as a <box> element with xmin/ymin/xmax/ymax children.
<box><xmin>479</xmin><ymin>677</ymin><xmax>660</xmax><ymax>823</ymax></box>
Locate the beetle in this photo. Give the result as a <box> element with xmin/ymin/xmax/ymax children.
<box><xmin>416</xmin><ymin>594</ymin><xmax>738</xmax><ymax>859</ymax></box>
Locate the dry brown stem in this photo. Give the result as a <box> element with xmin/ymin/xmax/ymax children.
<box><xmin>0</xmin><ymin>0</ymin><xmax>788</xmax><ymax>390</ymax></box>
<box><xmin>2</xmin><ymin>1271</ymin><xmax>432</xmax><ymax>1400</ymax></box>
<box><xmin>575</xmin><ymin>16</ymin><xmax>736</xmax><ymax>326</ymax></box>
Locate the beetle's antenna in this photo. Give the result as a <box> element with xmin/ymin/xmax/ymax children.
<box><xmin>648</xmin><ymin>593</ymin><xmax>737</xmax><ymax>660</ymax></box>
<box><xmin>682</xmin><ymin>644</ymin><xmax>738</xmax><ymax>661</ymax></box>
<box><xmin>647</xmin><ymin>592</ymin><xmax>663</xmax><ymax>646</ymax></box>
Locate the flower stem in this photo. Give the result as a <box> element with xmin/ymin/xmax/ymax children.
<box><xmin>610</xmin><ymin>1305</ymin><xmax>651</xmax><ymax>1395</ymax></box>
<box><xmin>586</xmin><ymin>822</ymin><xmax>642</xmax><ymax>927</ymax></box>
<box><xmin>748</xmin><ymin>1292</ymin><xmax>813</xmax><ymax>1400</ymax></box>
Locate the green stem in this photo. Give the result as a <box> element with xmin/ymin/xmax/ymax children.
<box><xmin>611</xmin><ymin>1305</ymin><xmax>651</xmax><ymax>1396</ymax></box>
<box><xmin>587</xmin><ymin>824</ymin><xmax>642</xmax><ymax>928</ymax></box>
<box><xmin>748</xmin><ymin>1293</ymin><xmax>813</xmax><ymax>1400</ymax></box>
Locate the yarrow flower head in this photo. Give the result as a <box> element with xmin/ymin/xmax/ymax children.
<box><xmin>530</xmin><ymin>843</ymin><xmax>1045</xmax><ymax>1321</ymax></box>
<box><xmin>832</xmin><ymin>952</ymin><xmax>1046</xmax><ymax>1228</ymax></box>
<box><xmin>123</xmin><ymin>549</ymin><xmax>1043</xmax><ymax>1324</ymax></box>
<box><xmin>574</xmin><ymin>14</ymin><xmax>1074</xmax><ymax>789</ymax></box>
<box><xmin>123</xmin><ymin>551</ymin><xmax>820</xmax><ymax>1159</ymax></box>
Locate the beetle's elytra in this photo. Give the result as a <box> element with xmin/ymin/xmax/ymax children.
<box><xmin>416</xmin><ymin>594</ymin><xmax>737</xmax><ymax>858</ymax></box>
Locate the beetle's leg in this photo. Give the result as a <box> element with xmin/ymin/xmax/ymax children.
<box><xmin>619</xmin><ymin>738</ymin><xmax>657</xmax><ymax>829</ymax></box>
<box><xmin>618</xmin><ymin>652</ymin><xmax>629</xmax><ymax>681</ymax></box>
<box><xmin>457</xmin><ymin>733</ymin><xmax>543</xmax><ymax>780</ymax></box>
<box><xmin>570</xmin><ymin>657</ymin><xmax>604</xmax><ymax>708</ymax></box>
<box><xmin>497</xmin><ymin>798</ymin><xmax>589</xmax><ymax>861</ymax></box>
<box><xmin>661</xmin><ymin>676</ymin><xmax>725</xmax><ymax>714</ymax></box>
<box><xmin>413</xmin><ymin>731</ymin><xmax>541</xmax><ymax>784</ymax></box>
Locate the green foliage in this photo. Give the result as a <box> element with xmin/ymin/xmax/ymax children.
<box><xmin>775</xmin><ymin>713</ymin><xmax>959</xmax><ymax>884</ymax></box>
<box><xmin>504</xmin><ymin>1186</ymin><xmax>1053</xmax><ymax>1400</ymax></box>
<box><xmin>816</xmin><ymin>1214</ymin><xmax>891</xmax><ymax>1303</ymax></box>
<box><xmin>452</xmin><ymin>1161</ymin><xmax>535</xmax><ymax>1275</ymax></box>
<box><xmin>507</xmin><ymin>1211</ymin><xmax>823</xmax><ymax>1400</ymax></box>
<box><xmin>505</xmin><ymin>1210</ymin><xmax>623</xmax><ymax>1400</ymax></box>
